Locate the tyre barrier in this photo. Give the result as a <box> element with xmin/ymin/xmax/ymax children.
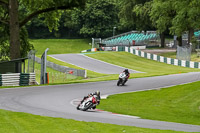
<box><xmin>0</xmin><ymin>73</ymin><xmax>36</xmax><ymax>86</ymax></box>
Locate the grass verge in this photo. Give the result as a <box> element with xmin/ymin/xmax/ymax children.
<box><xmin>36</xmin><ymin>51</ymin><xmax>200</xmax><ymax>84</ymax></box>
<box><xmin>0</xmin><ymin>109</ymin><xmax>189</xmax><ymax>133</ymax></box>
<box><xmin>158</xmin><ymin>52</ymin><xmax>200</xmax><ymax>62</ymax></box>
<box><xmin>30</xmin><ymin>39</ymin><xmax>199</xmax><ymax>84</ymax></box>
<box><xmin>31</xmin><ymin>39</ymin><xmax>91</xmax><ymax>55</ymax></box>
<box><xmin>98</xmin><ymin>81</ymin><xmax>200</xmax><ymax>125</ymax></box>
<box><xmin>85</xmin><ymin>52</ymin><xmax>200</xmax><ymax>79</ymax></box>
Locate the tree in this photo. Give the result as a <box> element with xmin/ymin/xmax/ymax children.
<box><xmin>149</xmin><ymin>0</ymin><xmax>175</xmax><ymax>47</ymax></box>
<box><xmin>71</xmin><ymin>0</ymin><xmax>119</xmax><ymax>38</ymax></box>
<box><xmin>119</xmin><ymin>0</ymin><xmax>153</xmax><ymax>31</ymax></box>
<box><xmin>150</xmin><ymin>0</ymin><xmax>200</xmax><ymax>46</ymax></box>
<box><xmin>170</xmin><ymin>0</ymin><xmax>200</xmax><ymax>44</ymax></box>
<box><xmin>0</xmin><ymin>0</ymin><xmax>86</xmax><ymax>60</ymax></box>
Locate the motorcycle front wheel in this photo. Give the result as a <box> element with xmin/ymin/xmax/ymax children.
<box><xmin>117</xmin><ymin>79</ymin><xmax>121</xmax><ymax>86</ymax></box>
<box><xmin>82</xmin><ymin>102</ymin><xmax>93</xmax><ymax>111</ymax></box>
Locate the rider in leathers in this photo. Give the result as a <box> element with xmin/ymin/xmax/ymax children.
<box><xmin>78</xmin><ymin>91</ymin><xmax>100</xmax><ymax>109</ymax></box>
<box><xmin>123</xmin><ymin>69</ymin><xmax>130</xmax><ymax>83</ymax></box>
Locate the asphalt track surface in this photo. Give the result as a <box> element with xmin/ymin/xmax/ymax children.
<box><xmin>0</xmin><ymin>72</ymin><xmax>200</xmax><ymax>132</ymax></box>
<box><xmin>49</xmin><ymin>54</ymin><xmax>142</xmax><ymax>74</ymax></box>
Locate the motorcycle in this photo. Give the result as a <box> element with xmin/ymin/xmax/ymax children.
<box><xmin>77</xmin><ymin>95</ymin><xmax>99</xmax><ymax>111</ymax></box>
<box><xmin>117</xmin><ymin>72</ymin><xmax>127</xmax><ymax>86</ymax></box>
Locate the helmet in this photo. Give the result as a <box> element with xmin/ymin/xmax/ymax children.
<box><xmin>124</xmin><ymin>69</ymin><xmax>129</xmax><ymax>73</ymax></box>
<box><xmin>95</xmin><ymin>91</ymin><xmax>100</xmax><ymax>96</ymax></box>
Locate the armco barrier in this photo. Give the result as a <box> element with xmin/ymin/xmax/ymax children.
<box><xmin>35</xmin><ymin>57</ymin><xmax>87</xmax><ymax>78</ymax></box>
<box><xmin>116</xmin><ymin>46</ymin><xmax>200</xmax><ymax>69</ymax></box>
<box><xmin>0</xmin><ymin>73</ymin><xmax>36</xmax><ymax>86</ymax></box>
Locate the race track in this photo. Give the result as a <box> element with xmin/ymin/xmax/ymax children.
<box><xmin>0</xmin><ymin>72</ymin><xmax>200</xmax><ymax>132</ymax></box>
<box><xmin>49</xmin><ymin>54</ymin><xmax>142</xmax><ymax>74</ymax></box>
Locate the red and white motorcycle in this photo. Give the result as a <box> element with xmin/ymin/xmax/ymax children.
<box><xmin>77</xmin><ymin>95</ymin><xmax>99</xmax><ymax>111</ymax></box>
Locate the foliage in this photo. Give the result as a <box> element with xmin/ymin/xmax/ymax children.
<box><xmin>149</xmin><ymin>0</ymin><xmax>174</xmax><ymax>34</ymax></box>
<box><xmin>0</xmin><ymin>0</ymin><xmax>86</xmax><ymax>60</ymax></box>
<box><xmin>132</xmin><ymin>0</ymin><xmax>200</xmax><ymax>46</ymax></box>
<box><xmin>119</xmin><ymin>0</ymin><xmax>153</xmax><ymax>31</ymax></box>
<box><xmin>20</xmin><ymin>27</ymin><xmax>34</xmax><ymax>58</ymax></box>
<box><xmin>25</xmin><ymin>0</ymin><xmax>120</xmax><ymax>39</ymax></box>
<box><xmin>0</xmin><ymin>25</ymin><xmax>33</xmax><ymax>61</ymax></box>
<box><xmin>149</xmin><ymin>0</ymin><xmax>200</xmax><ymax>37</ymax></box>
<box><xmin>71</xmin><ymin>0</ymin><xmax>119</xmax><ymax>38</ymax></box>
<box><xmin>169</xmin><ymin>0</ymin><xmax>200</xmax><ymax>36</ymax></box>
<box><xmin>0</xmin><ymin>25</ymin><xmax>9</xmax><ymax>61</ymax></box>
<box><xmin>133</xmin><ymin>1</ymin><xmax>154</xmax><ymax>31</ymax></box>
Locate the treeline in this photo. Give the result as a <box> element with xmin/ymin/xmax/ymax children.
<box><xmin>27</xmin><ymin>0</ymin><xmax>120</xmax><ymax>39</ymax></box>
<box><xmin>26</xmin><ymin>0</ymin><xmax>156</xmax><ymax>39</ymax></box>
<box><xmin>0</xmin><ymin>0</ymin><xmax>200</xmax><ymax>60</ymax></box>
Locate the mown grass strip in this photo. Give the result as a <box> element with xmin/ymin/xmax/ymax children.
<box><xmin>31</xmin><ymin>39</ymin><xmax>91</xmax><ymax>55</ymax></box>
<box><xmin>0</xmin><ymin>109</ymin><xmax>188</xmax><ymax>133</ymax></box>
<box><xmin>98</xmin><ymin>81</ymin><xmax>200</xmax><ymax>125</ymax></box>
<box><xmin>86</xmin><ymin>52</ymin><xmax>200</xmax><ymax>79</ymax></box>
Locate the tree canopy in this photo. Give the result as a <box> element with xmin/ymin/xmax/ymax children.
<box><xmin>0</xmin><ymin>0</ymin><xmax>200</xmax><ymax>61</ymax></box>
<box><xmin>122</xmin><ymin>0</ymin><xmax>200</xmax><ymax>46</ymax></box>
<box><xmin>0</xmin><ymin>0</ymin><xmax>86</xmax><ymax>60</ymax></box>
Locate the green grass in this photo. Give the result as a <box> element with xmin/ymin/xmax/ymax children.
<box><xmin>1</xmin><ymin>40</ymin><xmax>200</xmax><ymax>132</ymax></box>
<box><xmin>35</xmin><ymin>51</ymin><xmax>200</xmax><ymax>85</ymax></box>
<box><xmin>30</xmin><ymin>39</ymin><xmax>113</xmax><ymax>84</ymax></box>
<box><xmin>34</xmin><ymin>61</ymin><xmax>83</xmax><ymax>84</ymax></box>
<box><xmin>0</xmin><ymin>109</ymin><xmax>189</xmax><ymax>133</ymax></box>
<box><xmin>98</xmin><ymin>81</ymin><xmax>200</xmax><ymax>125</ymax></box>
<box><xmin>31</xmin><ymin>39</ymin><xmax>91</xmax><ymax>55</ymax></box>
<box><xmin>85</xmin><ymin>52</ymin><xmax>200</xmax><ymax>79</ymax></box>
<box><xmin>158</xmin><ymin>52</ymin><xmax>200</xmax><ymax>62</ymax></box>
<box><xmin>45</xmin><ymin>56</ymin><xmax>120</xmax><ymax>84</ymax></box>
<box><xmin>30</xmin><ymin>39</ymin><xmax>200</xmax><ymax>84</ymax></box>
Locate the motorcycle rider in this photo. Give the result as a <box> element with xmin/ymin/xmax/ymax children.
<box><xmin>123</xmin><ymin>69</ymin><xmax>130</xmax><ymax>83</ymax></box>
<box><xmin>79</xmin><ymin>91</ymin><xmax>101</xmax><ymax>109</ymax></box>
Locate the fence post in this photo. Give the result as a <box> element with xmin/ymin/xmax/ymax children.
<box><xmin>40</xmin><ymin>48</ymin><xmax>49</xmax><ymax>84</ymax></box>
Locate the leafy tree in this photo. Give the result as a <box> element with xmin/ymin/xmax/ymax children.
<box><xmin>150</xmin><ymin>0</ymin><xmax>200</xmax><ymax>46</ymax></box>
<box><xmin>170</xmin><ymin>0</ymin><xmax>200</xmax><ymax>44</ymax></box>
<box><xmin>71</xmin><ymin>0</ymin><xmax>119</xmax><ymax>38</ymax></box>
<box><xmin>0</xmin><ymin>0</ymin><xmax>86</xmax><ymax>60</ymax></box>
<box><xmin>148</xmin><ymin>0</ymin><xmax>174</xmax><ymax>47</ymax></box>
<box><xmin>119</xmin><ymin>0</ymin><xmax>153</xmax><ymax>31</ymax></box>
